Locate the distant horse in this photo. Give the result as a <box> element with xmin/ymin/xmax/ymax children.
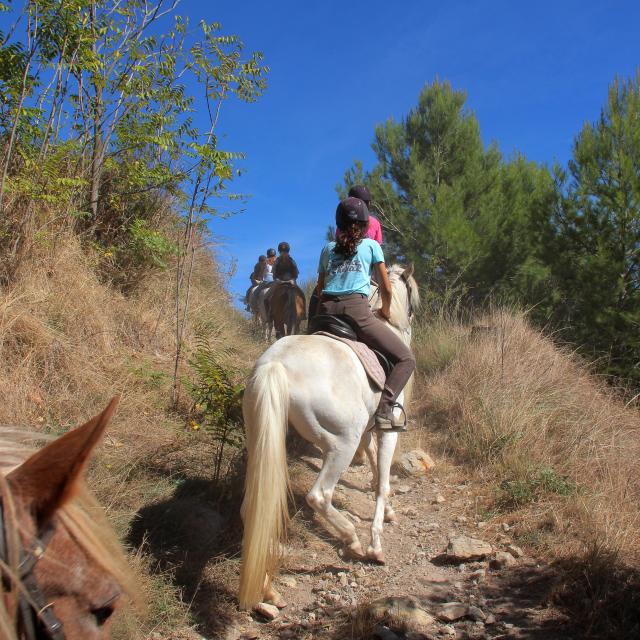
<box><xmin>239</xmin><ymin>264</ymin><xmax>419</xmax><ymax>609</ymax></box>
<box><xmin>268</xmin><ymin>282</ymin><xmax>306</xmax><ymax>339</ymax></box>
<box><xmin>247</xmin><ymin>284</ymin><xmax>274</xmax><ymax>341</ymax></box>
<box><xmin>0</xmin><ymin>399</ymin><xmax>137</xmax><ymax>639</ymax></box>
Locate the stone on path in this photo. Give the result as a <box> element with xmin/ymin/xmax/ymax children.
<box><xmin>434</xmin><ymin>494</ymin><xmax>446</xmax><ymax>504</ymax></box>
<box><xmin>279</xmin><ymin>575</ymin><xmax>297</xmax><ymax>588</ymax></box>
<box><xmin>399</xmin><ymin>449</ymin><xmax>436</xmax><ymax>476</ymax></box>
<box><xmin>467</xmin><ymin>605</ymin><xmax>487</xmax><ymax>622</ymax></box>
<box><xmin>366</xmin><ymin>596</ymin><xmax>435</xmax><ymax>631</ymax></box>
<box><xmin>253</xmin><ymin>602</ymin><xmax>280</xmax><ymax>621</ymax></box>
<box><xmin>507</xmin><ymin>544</ymin><xmax>524</xmax><ymax>558</ymax></box>
<box><xmin>373</xmin><ymin>624</ymin><xmax>402</xmax><ymax>640</ymax></box>
<box><xmin>490</xmin><ymin>551</ymin><xmax>517</xmax><ymax>569</ymax></box>
<box><xmin>396</xmin><ymin>484</ymin><xmax>411</xmax><ymax>494</ymax></box>
<box><xmin>435</xmin><ymin>602</ymin><xmax>468</xmax><ymax>622</ymax></box>
<box><xmin>445</xmin><ymin>536</ymin><xmax>493</xmax><ymax>561</ymax></box>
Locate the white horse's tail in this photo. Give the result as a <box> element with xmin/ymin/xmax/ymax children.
<box><xmin>239</xmin><ymin>361</ymin><xmax>290</xmax><ymax>609</ymax></box>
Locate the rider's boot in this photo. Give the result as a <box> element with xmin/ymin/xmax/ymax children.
<box><xmin>374</xmin><ymin>399</ymin><xmax>407</xmax><ymax>433</ymax></box>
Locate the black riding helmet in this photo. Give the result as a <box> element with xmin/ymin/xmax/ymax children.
<box><xmin>336</xmin><ymin>197</ymin><xmax>369</xmax><ymax>231</ymax></box>
<box><xmin>277</xmin><ymin>241</ymin><xmax>290</xmax><ymax>253</ymax></box>
<box><xmin>266</xmin><ymin>248</ymin><xmax>276</xmax><ymax>258</ymax></box>
<box><xmin>348</xmin><ymin>185</ymin><xmax>371</xmax><ymax>205</ymax></box>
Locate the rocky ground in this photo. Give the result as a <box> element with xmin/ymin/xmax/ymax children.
<box><xmin>216</xmin><ymin>447</ymin><xmax>576</xmax><ymax>640</ymax></box>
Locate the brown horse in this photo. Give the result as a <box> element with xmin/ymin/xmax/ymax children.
<box><xmin>0</xmin><ymin>398</ymin><xmax>138</xmax><ymax>639</ymax></box>
<box><xmin>268</xmin><ymin>282</ymin><xmax>306</xmax><ymax>339</ymax></box>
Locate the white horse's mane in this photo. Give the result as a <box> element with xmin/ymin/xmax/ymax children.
<box><xmin>371</xmin><ymin>264</ymin><xmax>420</xmax><ymax>332</ymax></box>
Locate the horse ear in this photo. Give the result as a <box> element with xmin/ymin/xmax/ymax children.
<box><xmin>7</xmin><ymin>397</ymin><xmax>119</xmax><ymax>524</ymax></box>
<box><xmin>401</xmin><ymin>263</ymin><xmax>414</xmax><ymax>281</ymax></box>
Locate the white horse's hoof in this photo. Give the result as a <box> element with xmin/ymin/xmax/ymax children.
<box><xmin>264</xmin><ymin>588</ymin><xmax>287</xmax><ymax>609</ymax></box>
<box><xmin>343</xmin><ymin>539</ymin><xmax>366</xmax><ymax>560</ymax></box>
<box><xmin>366</xmin><ymin>547</ymin><xmax>386</xmax><ymax>564</ymax></box>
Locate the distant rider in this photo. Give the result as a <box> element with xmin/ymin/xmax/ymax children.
<box><xmin>315</xmin><ymin>197</ymin><xmax>415</xmax><ymax>431</ymax></box>
<box><xmin>246</xmin><ymin>249</ymin><xmax>276</xmax><ymax>312</ymax></box>
<box><xmin>345</xmin><ymin>185</ymin><xmax>383</xmax><ymax>244</ymax></box>
<box><xmin>250</xmin><ymin>255</ymin><xmax>268</xmax><ymax>286</ymax></box>
<box><xmin>273</xmin><ymin>241</ymin><xmax>299</xmax><ymax>282</ymax></box>
<box><xmin>245</xmin><ymin>255</ymin><xmax>267</xmax><ymax>310</ymax></box>
<box><xmin>264</xmin><ymin>248</ymin><xmax>276</xmax><ymax>282</ymax></box>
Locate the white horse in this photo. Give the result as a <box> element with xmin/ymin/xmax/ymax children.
<box><xmin>239</xmin><ymin>264</ymin><xmax>419</xmax><ymax>609</ymax></box>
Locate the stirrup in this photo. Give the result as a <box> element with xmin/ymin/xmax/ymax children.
<box><xmin>376</xmin><ymin>402</ymin><xmax>408</xmax><ymax>433</ymax></box>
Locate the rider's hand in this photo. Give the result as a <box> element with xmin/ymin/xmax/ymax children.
<box><xmin>378</xmin><ymin>307</ymin><xmax>391</xmax><ymax>320</ymax></box>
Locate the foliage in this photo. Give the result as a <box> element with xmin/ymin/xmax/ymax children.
<box><xmin>342</xmin><ymin>74</ymin><xmax>640</xmax><ymax>385</ymax></box>
<box><xmin>543</xmin><ymin>72</ymin><xmax>640</xmax><ymax>383</ymax></box>
<box><xmin>498</xmin><ymin>467</ymin><xmax>577</xmax><ymax>509</ymax></box>
<box><xmin>188</xmin><ymin>332</ymin><xmax>244</xmax><ymax>482</ymax></box>
<box><xmin>339</xmin><ymin>80</ymin><xmax>556</xmax><ymax>310</ymax></box>
<box><xmin>125</xmin><ymin>218</ymin><xmax>179</xmax><ymax>270</ymax></box>
<box><xmin>0</xmin><ymin>0</ymin><xmax>268</xmax><ymax>285</ymax></box>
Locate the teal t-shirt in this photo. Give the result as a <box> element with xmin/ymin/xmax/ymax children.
<box><xmin>318</xmin><ymin>238</ymin><xmax>385</xmax><ymax>296</ymax></box>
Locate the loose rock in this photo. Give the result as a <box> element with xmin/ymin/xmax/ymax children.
<box><xmin>467</xmin><ymin>606</ymin><xmax>487</xmax><ymax>622</ymax></box>
<box><xmin>279</xmin><ymin>575</ymin><xmax>297</xmax><ymax>588</ymax></box>
<box><xmin>435</xmin><ymin>602</ymin><xmax>468</xmax><ymax>622</ymax></box>
<box><xmin>446</xmin><ymin>536</ymin><xmax>493</xmax><ymax>561</ymax></box>
<box><xmin>373</xmin><ymin>624</ymin><xmax>402</xmax><ymax>640</ymax></box>
<box><xmin>399</xmin><ymin>449</ymin><xmax>436</xmax><ymax>475</ymax></box>
<box><xmin>507</xmin><ymin>544</ymin><xmax>524</xmax><ymax>558</ymax></box>
<box><xmin>366</xmin><ymin>596</ymin><xmax>435</xmax><ymax>631</ymax></box>
<box><xmin>434</xmin><ymin>494</ymin><xmax>446</xmax><ymax>504</ymax></box>
<box><xmin>490</xmin><ymin>551</ymin><xmax>517</xmax><ymax>569</ymax></box>
<box><xmin>254</xmin><ymin>602</ymin><xmax>280</xmax><ymax>621</ymax></box>
<box><xmin>396</xmin><ymin>484</ymin><xmax>411</xmax><ymax>494</ymax></box>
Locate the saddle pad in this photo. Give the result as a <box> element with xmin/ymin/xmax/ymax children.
<box><xmin>314</xmin><ymin>332</ymin><xmax>386</xmax><ymax>391</ymax></box>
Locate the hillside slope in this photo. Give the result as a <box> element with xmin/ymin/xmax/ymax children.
<box><xmin>0</xmin><ymin>234</ymin><xmax>260</xmax><ymax>637</ymax></box>
<box><xmin>2</xmin><ymin>240</ymin><xmax>639</xmax><ymax>639</ymax></box>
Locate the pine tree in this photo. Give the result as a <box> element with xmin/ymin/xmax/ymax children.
<box><xmin>551</xmin><ymin>73</ymin><xmax>640</xmax><ymax>381</ymax></box>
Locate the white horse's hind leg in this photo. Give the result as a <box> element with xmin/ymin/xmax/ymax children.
<box><xmin>367</xmin><ymin>430</ymin><xmax>398</xmax><ymax>564</ymax></box>
<box><xmin>362</xmin><ymin>430</ymin><xmax>379</xmax><ymax>491</ymax></box>
<box><xmin>306</xmin><ymin>446</ymin><xmax>365</xmax><ymax>558</ymax></box>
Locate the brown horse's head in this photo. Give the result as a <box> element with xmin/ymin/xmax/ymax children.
<box><xmin>1</xmin><ymin>399</ymin><xmax>138</xmax><ymax>639</ymax></box>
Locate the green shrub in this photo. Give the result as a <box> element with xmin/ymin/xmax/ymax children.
<box><xmin>188</xmin><ymin>333</ymin><xmax>244</xmax><ymax>482</ymax></box>
<box><xmin>498</xmin><ymin>467</ymin><xmax>576</xmax><ymax>509</ymax></box>
<box><xmin>126</xmin><ymin>218</ymin><xmax>179</xmax><ymax>270</ymax></box>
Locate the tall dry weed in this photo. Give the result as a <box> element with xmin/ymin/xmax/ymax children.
<box><xmin>0</xmin><ymin>231</ymin><xmax>260</xmax><ymax>637</ymax></box>
<box><xmin>415</xmin><ymin>309</ymin><xmax>640</xmax><ymax>563</ymax></box>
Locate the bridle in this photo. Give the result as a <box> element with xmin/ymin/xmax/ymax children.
<box><xmin>0</xmin><ymin>502</ymin><xmax>65</xmax><ymax>639</ymax></box>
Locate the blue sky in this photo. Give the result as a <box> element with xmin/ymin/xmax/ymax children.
<box><xmin>3</xmin><ymin>1</ymin><xmax>638</xmax><ymax>304</ymax></box>
<box><xmin>193</xmin><ymin>0</ymin><xmax>640</xmax><ymax>305</ymax></box>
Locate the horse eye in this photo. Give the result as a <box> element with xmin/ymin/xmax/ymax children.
<box><xmin>91</xmin><ymin>605</ymin><xmax>115</xmax><ymax>626</ymax></box>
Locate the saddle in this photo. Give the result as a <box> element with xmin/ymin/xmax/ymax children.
<box><xmin>308</xmin><ymin>314</ymin><xmax>392</xmax><ymax>378</ymax></box>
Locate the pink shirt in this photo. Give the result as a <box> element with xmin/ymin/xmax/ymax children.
<box><xmin>335</xmin><ymin>215</ymin><xmax>383</xmax><ymax>244</ymax></box>
<box><xmin>366</xmin><ymin>215</ymin><xmax>383</xmax><ymax>243</ymax></box>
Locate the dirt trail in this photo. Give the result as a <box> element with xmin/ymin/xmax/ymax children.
<box><xmin>218</xmin><ymin>447</ymin><xmax>575</xmax><ymax>640</ymax></box>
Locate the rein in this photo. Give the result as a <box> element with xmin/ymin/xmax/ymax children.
<box><xmin>0</xmin><ymin>503</ymin><xmax>64</xmax><ymax>640</ymax></box>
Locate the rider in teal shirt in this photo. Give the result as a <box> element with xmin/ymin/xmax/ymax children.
<box><xmin>318</xmin><ymin>238</ymin><xmax>384</xmax><ymax>297</ymax></box>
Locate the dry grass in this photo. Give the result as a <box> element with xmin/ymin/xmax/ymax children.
<box><xmin>0</xmin><ymin>231</ymin><xmax>261</xmax><ymax>637</ymax></box>
<box><xmin>412</xmin><ymin>308</ymin><xmax>640</xmax><ymax>635</ymax></box>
